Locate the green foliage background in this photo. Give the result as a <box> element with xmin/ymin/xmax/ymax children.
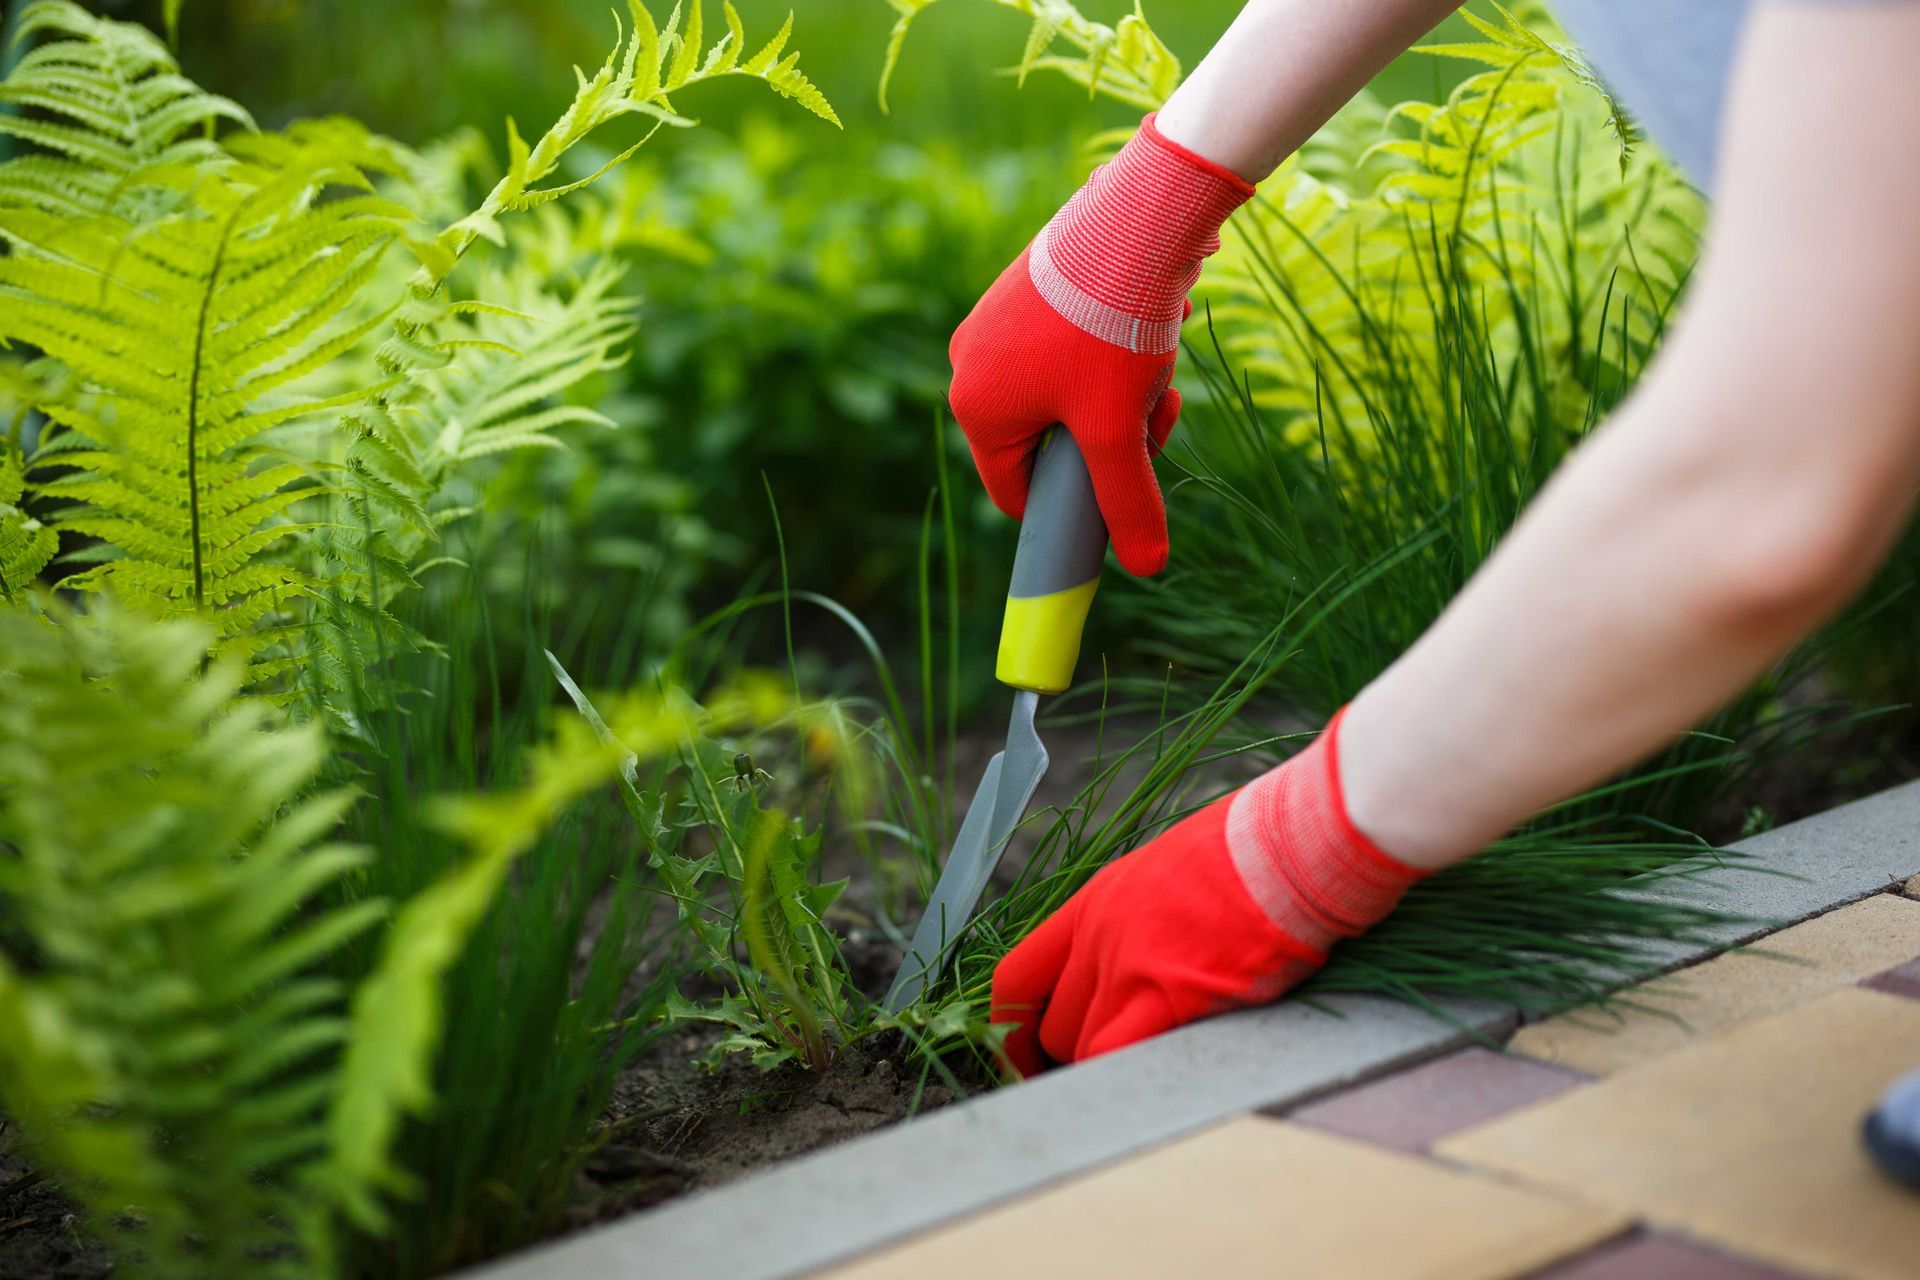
<box><xmin>1</xmin><ymin>2</ymin><xmax>1915</xmax><ymax>1277</ymax></box>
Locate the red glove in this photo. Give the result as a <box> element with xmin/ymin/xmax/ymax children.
<box><xmin>989</xmin><ymin>710</ymin><xmax>1426</xmax><ymax>1075</ymax></box>
<box><xmin>948</xmin><ymin>113</ymin><xmax>1254</xmax><ymax>576</ymax></box>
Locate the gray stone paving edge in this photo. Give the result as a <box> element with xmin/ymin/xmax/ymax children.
<box><xmin>462</xmin><ymin>777</ymin><xmax>1920</xmax><ymax>1280</ymax></box>
<box><xmin>1632</xmin><ymin>776</ymin><xmax>1920</xmax><ymax>961</ymax></box>
<box><xmin>466</xmin><ymin>993</ymin><xmax>1514</xmax><ymax>1280</ymax></box>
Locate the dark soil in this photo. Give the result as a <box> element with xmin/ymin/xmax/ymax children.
<box><xmin>565</xmin><ymin>1031</ymin><xmax>965</xmax><ymax>1234</ymax></box>
<box><xmin>0</xmin><ymin>1131</ymin><xmax>112</xmax><ymax>1280</ymax></box>
<box><xmin>1696</xmin><ymin>693</ymin><xmax>1920</xmax><ymax>845</ymax></box>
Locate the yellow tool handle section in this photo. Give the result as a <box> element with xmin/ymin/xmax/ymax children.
<box><xmin>996</xmin><ymin>578</ymin><xmax>1099</xmax><ymax>695</ymax></box>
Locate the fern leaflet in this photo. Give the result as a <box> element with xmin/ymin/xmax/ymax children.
<box><xmin>0</xmin><ymin>1</ymin><xmax>250</xmax><ymax>218</ymax></box>
<box><xmin>0</xmin><ymin>440</ymin><xmax>55</xmax><ymax>599</ymax></box>
<box><xmin>877</xmin><ymin>0</ymin><xmax>1182</xmax><ymax>113</ymax></box>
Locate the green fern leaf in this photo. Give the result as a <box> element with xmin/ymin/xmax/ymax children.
<box><xmin>741</xmin><ymin>9</ymin><xmax>793</xmax><ymax>74</ymax></box>
<box><xmin>668</xmin><ymin>0</ymin><xmax>703</xmax><ymax>85</ymax></box>
<box><xmin>878</xmin><ymin>0</ymin><xmax>1178</xmax><ymax>114</ymax></box>
<box><xmin>0</xmin><ymin>442</ymin><xmax>55</xmax><ymax>599</ymax></box>
<box><xmin>1018</xmin><ymin>1</ymin><xmax>1069</xmax><ymax>86</ymax></box>
<box><xmin>0</xmin><ymin>603</ymin><xmax>379</xmax><ymax>1276</ymax></box>
<box><xmin>0</xmin><ymin>19</ymin><xmax>412</xmax><ymax>665</ymax></box>
<box><xmin>2</xmin><ymin>1</ymin><xmax>250</xmax><ymax>199</ymax></box>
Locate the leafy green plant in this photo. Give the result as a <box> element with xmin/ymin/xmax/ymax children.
<box><xmin>0</xmin><ymin>439</ymin><xmax>54</xmax><ymax>600</ymax></box>
<box><xmin>0</xmin><ymin>603</ymin><xmax>499</xmax><ymax>1275</ymax></box>
<box><xmin>508</xmin><ymin>453</ymin><xmax>1001</xmax><ymax>1080</ymax></box>
<box><xmin>0</xmin><ymin>586</ymin><xmax>717</xmax><ymax>1276</ymax></box>
<box><xmin>322</xmin><ymin>573</ymin><xmax>693</xmax><ymax>1274</ymax></box>
<box><xmin>0</xmin><ymin>1</ymin><xmax>861</xmax><ymax>1271</ymax></box>
<box><xmin>522</xmin><ymin>117</ymin><xmax>1061</xmax><ymax>615</ymax></box>
<box><xmin>0</xmin><ymin>0</ymin><xmax>837</xmax><ymax>707</ymax></box>
<box><xmin>546</xmin><ymin>646</ymin><xmax>941</xmax><ymax>1073</ymax></box>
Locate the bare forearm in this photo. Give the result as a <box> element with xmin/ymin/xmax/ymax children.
<box><xmin>1338</xmin><ymin>3</ymin><xmax>1920</xmax><ymax>869</ymax></box>
<box><xmin>1344</xmin><ymin>383</ymin><xmax>1915</xmax><ymax>867</ymax></box>
<box><xmin>1156</xmin><ymin>0</ymin><xmax>1460</xmax><ymax>181</ymax></box>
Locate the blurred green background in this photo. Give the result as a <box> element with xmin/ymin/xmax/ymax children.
<box><xmin>4</xmin><ymin>0</ymin><xmax>1479</xmax><ymax>699</ymax></box>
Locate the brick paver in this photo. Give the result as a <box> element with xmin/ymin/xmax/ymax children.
<box><xmin>1509</xmin><ymin>894</ymin><xmax>1920</xmax><ymax>1074</ymax></box>
<box><xmin>817</xmin><ymin>896</ymin><xmax>1920</xmax><ymax>1280</ymax></box>
<box><xmin>1859</xmin><ymin>956</ymin><xmax>1920</xmax><ymax>1002</ymax></box>
<box><xmin>1440</xmin><ymin>988</ymin><xmax>1920</xmax><ymax>1280</ymax></box>
<box><xmin>826</xmin><ymin>1118</ymin><xmax>1625</xmax><ymax>1280</ymax></box>
<box><xmin>1524</xmin><ymin>1233</ymin><xmax>1800</xmax><ymax>1279</ymax></box>
<box><xmin>1285</xmin><ymin>1047</ymin><xmax>1588</xmax><ymax>1153</ymax></box>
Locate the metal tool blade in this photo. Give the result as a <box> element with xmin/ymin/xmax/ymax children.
<box><xmin>883</xmin><ymin>689</ymin><xmax>1049</xmax><ymax>1012</ymax></box>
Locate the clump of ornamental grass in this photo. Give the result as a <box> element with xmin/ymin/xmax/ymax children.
<box><xmin>944</xmin><ymin>576</ymin><xmax>1771</xmax><ymax>1024</ymax></box>
<box><xmin>322</xmin><ymin>541</ymin><xmax>684</xmax><ymax>1278</ymax></box>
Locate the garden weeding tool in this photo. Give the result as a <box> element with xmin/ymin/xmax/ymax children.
<box><xmin>884</xmin><ymin>427</ymin><xmax>1109</xmax><ymax>1012</ymax></box>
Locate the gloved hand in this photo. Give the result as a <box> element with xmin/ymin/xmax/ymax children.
<box><xmin>947</xmin><ymin>113</ymin><xmax>1255</xmax><ymax>576</ymax></box>
<box><xmin>989</xmin><ymin>710</ymin><xmax>1425</xmax><ymax>1075</ymax></box>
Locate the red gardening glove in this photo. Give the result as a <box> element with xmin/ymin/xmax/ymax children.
<box><xmin>989</xmin><ymin>709</ymin><xmax>1426</xmax><ymax>1075</ymax></box>
<box><xmin>948</xmin><ymin>113</ymin><xmax>1254</xmax><ymax>576</ymax></box>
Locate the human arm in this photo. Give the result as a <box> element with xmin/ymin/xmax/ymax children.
<box><xmin>1341</xmin><ymin>0</ymin><xmax>1920</xmax><ymax>866</ymax></box>
<box><xmin>1155</xmin><ymin>0</ymin><xmax>1463</xmax><ymax>180</ymax></box>
<box><xmin>991</xmin><ymin>1</ymin><xmax>1920</xmax><ymax>1073</ymax></box>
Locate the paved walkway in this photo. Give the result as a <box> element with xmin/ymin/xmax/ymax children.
<box><xmin>823</xmin><ymin>884</ymin><xmax>1920</xmax><ymax>1280</ymax></box>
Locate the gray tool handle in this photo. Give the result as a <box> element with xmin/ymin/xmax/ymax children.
<box><xmin>995</xmin><ymin>428</ymin><xmax>1110</xmax><ymax>695</ymax></box>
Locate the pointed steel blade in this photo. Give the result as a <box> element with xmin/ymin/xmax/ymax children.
<box><xmin>883</xmin><ymin>690</ymin><xmax>1049</xmax><ymax>1012</ymax></box>
<box><xmin>884</xmin><ymin>753</ymin><xmax>1001</xmax><ymax>1012</ymax></box>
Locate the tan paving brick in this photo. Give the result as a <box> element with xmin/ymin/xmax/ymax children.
<box><xmin>1510</xmin><ymin>893</ymin><xmax>1920</xmax><ymax>1074</ymax></box>
<box><xmin>1440</xmin><ymin>988</ymin><xmax>1920</xmax><ymax>1280</ymax></box>
<box><xmin>824</xmin><ymin>1117</ymin><xmax>1625</xmax><ymax>1280</ymax></box>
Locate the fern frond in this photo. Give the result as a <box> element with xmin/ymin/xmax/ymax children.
<box><xmin>0</xmin><ymin>440</ymin><xmax>55</xmax><ymax>599</ymax></box>
<box><xmin>447</xmin><ymin>1</ymin><xmax>834</xmax><ymax>249</ymax></box>
<box><xmin>0</xmin><ymin>1</ymin><xmax>251</xmax><ymax>211</ymax></box>
<box><xmin>0</xmin><ymin>602</ymin><xmax>378</xmax><ymax>1276</ymax></box>
<box><xmin>0</xmin><ymin>104</ymin><xmax>411</xmax><ymax>649</ymax></box>
<box><xmin>416</xmin><ymin>262</ymin><xmax>635</xmax><ymax>465</ymax></box>
<box><xmin>878</xmin><ymin>0</ymin><xmax>1181</xmax><ymax>113</ymax></box>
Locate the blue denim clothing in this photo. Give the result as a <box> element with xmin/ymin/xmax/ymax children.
<box><xmin>1551</xmin><ymin>1</ymin><xmax>1905</xmax><ymax>190</ymax></box>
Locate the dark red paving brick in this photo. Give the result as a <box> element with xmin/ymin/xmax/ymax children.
<box><xmin>1524</xmin><ymin>1233</ymin><xmax>1802</xmax><ymax>1279</ymax></box>
<box><xmin>1859</xmin><ymin>955</ymin><xmax>1920</xmax><ymax>1002</ymax></box>
<box><xmin>1280</xmin><ymin>1046</ymin><xmax>1588</xmax><ymax>1154</ymax></box>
